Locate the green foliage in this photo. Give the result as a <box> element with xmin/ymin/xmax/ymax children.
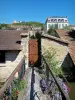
<box><xmin>13</xmin><ymin>79</ymin><xmax>26</xmax><ymax>91</ymax></box>
<box><xmin>63</xmin><ymin>25</ymin><xmax>72</xmax><ymax>31</ymax></box>
<box><xmin>12</xmin><ymin>88</ymin><xmax>18</xmax><ymax>100</ymax></box>
<box><xmin>12</xmin><ymin>21</ymin><xmax>44</xmax><ymax>29</ymax></box>
<box><xmin>12</xmin><ymin>22</ymin><xmax>25</xmax><ymax>26</ymax></box>
<box><xmin>0</xmin><ymin>24</ymin><xmax>9</xmax><ymax>30</ymax></box>
<box><xmin>0</xmin><ymin>21</ymin><xmax>44</xmax><ymax>30</ymax></box>
<box><xmin>48</xmin><ymin>24</ymin><xmax>58</xmax><ymax>30</ymax></box>
<box><xmin>12</xmin><ymin>79</ymin><xmax>26</xmax><ymax>99</ymax></box>
<box><xmin>47</xmin><ymin>28</ymin><xmax>59</xmax><ymax>37</ymax></box>
<box><xmin>43</xmin><ymin>47</ymin><xmax>63</xmax><ymax>76</ymax></box>
<box><xmin>26</xmin><ymin>21</ymin><xmax>44</xmax><ymax>28</ymax></box>
<box><xmin>54</xmin><ymin>24</ymin><xmax>58</xmax><ymax>29</ymax></box>
<box><xmin>18</xmin><ymin>79</ymin><xmax>26</xmax><ymax>91</ymax></box>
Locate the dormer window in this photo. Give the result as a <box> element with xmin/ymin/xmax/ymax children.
<box><xmin>54</xmin><ymin>19</ymin><xmax>57</xmax><ymax>22</ymax></box>
<box><xmin>65</xmin><ymin>20</ymin><xmax>67</xmax><ymax>22</ymax></box>
<box><xmin>16</xmin><ymin>41</ymin><xmax>21</xmax><ymax>44</ymax></box>
<box><xmin>58</xmin><ymin>19</ymin><xmax>61</xmax><ymax>22</ymax></box>
<box><xmin>61</xmin><ymin>19</ymin><xmax>64</xmax><ymax>22</ymax></box>
<box><xmin>51</xmin><ymin>19</ymin><xmax>54</xmax><ymax>22</ymax></box>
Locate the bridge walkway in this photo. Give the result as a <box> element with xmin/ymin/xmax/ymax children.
<box><xmin>18</xmin><ymin>67</ymin><xmax>50</xmax><ymax>100</ymax></box>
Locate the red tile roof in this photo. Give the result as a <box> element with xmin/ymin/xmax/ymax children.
<box><xmin>0</xmin><ymin>30</ymin><xmax>28</xmax><ymax>50</ymax></box>
<box><xmin>56</xmin><ymin>29</ymin><xmax>75</xmax><ymax>65</ymax></box>
<box><xmin>69</xmin><ymin>42</ymin><xmax>75</xmax><ymax>65</ymax></box>
<box><xmin>56</xmin><ymin>29</ymin><xmax>72</xmax><ymax>43</ymax></box>
<box><xmin>42</xmin><ymin>33</ymin><xmax>68</xmax><ymax>45</ymax></box>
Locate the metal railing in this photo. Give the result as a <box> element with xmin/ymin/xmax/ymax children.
<box><xmin>42</xmin><ymin>55</ymin><xmax>70</xmax><ymax>100</ymax></box>
<box><xmin>0</xmin><ymin>56</ymin><xmax>25</xmax><ymax>99</ymax></box>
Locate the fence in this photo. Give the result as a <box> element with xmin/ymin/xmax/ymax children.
<box><xmin>42</xmin><ymin>55</ymin><xmax>70</xmax><ymax>100</ymax></box>
<box><xmin>0</xmin><ymin>56</ymin><xmax>25</xmax><ymax>99</ymax></box>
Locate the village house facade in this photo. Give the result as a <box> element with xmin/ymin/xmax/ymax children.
<box><xmin>0</xmin><ymin>30</ymin><xmax>74</xmax><ymax>82</ymax></box>
<box><xmin>45</xmin><ymin>16</ymin><xmax>69</xmax><ymax>31</ymax></box>
<box><xmin>0</xmin><ymin>30</ymin><xmax>29</xmax><ymax>83</ymax></box>
<box><xmin>41</xmin><ymin>33</ymin><xmax>75</xmax><ymax>79</ymax></box>
<box><xmin>0</xmin><ymin>29</ymin><xmax>75</xmax><ymax>98</ymax></box>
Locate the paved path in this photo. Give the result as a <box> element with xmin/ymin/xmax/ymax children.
<box><xmin>18</xmin><ymin>67</ymin><xmax>50</xmax><ymax>100</ymax></box>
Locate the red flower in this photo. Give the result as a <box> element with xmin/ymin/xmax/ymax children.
<box><xmin>16</xmin><ymin>90</ymin><xmax>19</xmax><ymax>95</ymax></box>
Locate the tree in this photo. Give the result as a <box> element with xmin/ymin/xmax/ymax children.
<box><xmin>12</xmin><ymin>22</ymin><xmax>25</xmax><ymax>26</ymax></box>
<box><xmin>68</xmin><ymin>30</ymin><xmax>75</xmax><ymax>39</ymax></box>
<box><xmin>25</xmin><ymin>21</ymin><xmax>44</xmax><ymax>29</ymax></box>
<box><xmin>0</xmin><ymin>24</ymin><xmax>9</xmax><ymax>30</ymax></box>
<box><xmin>12</xmin><ymin>21</ymin><xmax>44</xmax><ymax>30</ymax></box>
<box><xmin>54</xmin><ymin>24</ymin><xmax>58</xmax><ymax>29</ymax></box>
<box><xmin>47</xmin><ymin>27</ymin><xmax>59</xmax><ymax>37</ymax></box>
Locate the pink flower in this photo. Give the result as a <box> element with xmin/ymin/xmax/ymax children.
<box><xmin>67</xmin><ymin>87</ymin><xmax>71</xmax><ymax>92</ymax></box>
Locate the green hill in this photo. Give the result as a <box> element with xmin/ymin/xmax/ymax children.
<box><xmin>12</xmin><ymin>21</ymin><xmax>44</xmax><ymax>29</ymax></box>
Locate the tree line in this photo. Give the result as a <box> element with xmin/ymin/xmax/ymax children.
<box><xmin>0</xmin><ymin>21</ymin><xmax>44</xmax><ymax>30</ymax></box>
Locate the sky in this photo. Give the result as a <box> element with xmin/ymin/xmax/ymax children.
<box><xmin>0</xmin><ymin>0</ymin><xmax>75</xmax><ymax>24</ymax></box>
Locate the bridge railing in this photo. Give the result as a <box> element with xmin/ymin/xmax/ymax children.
<box><xmin>0</xmin><ymin>56</ymin><xmax>25</xmax><ymax>99</ymax></box>
<box><xmin>42</xmin><ymin>55</ymin><xmax>70</xmax><ymax>100</ymax></box>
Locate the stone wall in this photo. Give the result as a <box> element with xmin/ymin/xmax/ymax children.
<box><xmin>0</xmin><ymin>50</ymin><xmax>24</xmax><ymax>82</ymax></box>
<box><xmin>41</xmin><ymin>38</ymin><xmax>68</xmax><ymax>66</ymax></box>
<box><xmin>21</xmin><ymin>36</ymin><xmax>29</xmax><ymax>69</ymax></box>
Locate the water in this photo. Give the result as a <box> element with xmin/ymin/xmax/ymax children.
<box><xmin>69</xmin><ymin>82</ymin><xmax>75</xmax><ymax>100</ymax></box>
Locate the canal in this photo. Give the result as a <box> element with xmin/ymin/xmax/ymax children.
<box><xmin>69</xmin><ymin>82</ymin><xmax>75</xmax><ymax>100</ymax></box>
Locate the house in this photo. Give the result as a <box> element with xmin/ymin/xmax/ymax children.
<box><xmin>0</xmin><ymin>29</ymin><xmax>74</xmax><ymax>97</ymax></box>
<box><xmin>41</xmin><ymin>33</ymin><xmax>75</xmax><ymax>80</ymax></box>
<box><xmin>56</xmin><ymin>29</ymin><xmax>75</xmax><ymax>66</ymax></box>
<box><xmin>0</xmin><ymin>30</ymin><xmax>28</xmax><ymax>82</ymax></box>
<box><xmin>0</xmin><ymin>30</ymin><xmax>30</xmax><ymax>97</ymax></box>
<box><xmin>56</xmin><ymin>29</ymin><xmax>72</xmax><ymax>43</ymax></box>
<box><xmin>45</xmin><ymin>16</ymin><xmax>69</xmax><ymax>31</ymax></box>
<box><xmin>55</xmin><ymin>29</ymin><xmax>75</xmax><ymax>79</ymax></box>
<box><xmin>41</xmin><ymin>33</ymin><xmax>69</xmax><ymax>66</ymax></box>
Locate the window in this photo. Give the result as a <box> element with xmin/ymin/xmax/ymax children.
<box><xmin>48</xmin><ymin>20</ymin><xmax>51</xmax><ymax>22</ymax></box>
<box><xmin>58</xmin><ymin>19</ymin><xmax>61</xmax><ymax>22</ymax></box>
<box><xmin>58</xmin><ymin>24</ymin><xmax>61</xmax><ymax>29</ymax></box>
<box><xmin>54</xmin><ymin>19</ymin><xmax>57</xmax><ymax>22</ymax></box>
<box><xmin>58</xmin><ymin>19</ymin><xmax>64</xmax><ymax>22</ymax></box>
<box><xmin>0</xmin><ymin>51</ymin><xmax>5</xmax><ymax>63</ymax></box>
<box><xmin>51</xmin><ymin>19</ymin><xmax>57</xmax><ymax>22</ymax></box>
<box><xmin>51</xmin><ymin>19</ymin><xmax>54</xmax><ymax>22</ymax></box>
<box><xmin>51</xmin><ymin>24</ymin><xmax>54</xmax><ymax>27</ymax></box>
<box><xmin>65</xmin><ymin>24</ymin><xmax>67</xmax><ymax>26</ymax></box>
<box><xmin>62</xmin><ymin>24</ymin><xmax>64</xmax><ymax>28</ymax></box>
<box><xmin>65</xmin><ymin>20</ymin><xmax>67</xmax><ymax>22</ymax></box>
<box><xmin>48</xmin><ymin>24</ymin><xmax>51</xmax><ymax>28</ymax></box>
<box><xmin>61</xmin><ymin>19</ymin><xmax>64</xmax><ymax>22</ymax></box>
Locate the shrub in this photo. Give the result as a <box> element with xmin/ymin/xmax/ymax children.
<box><xmin>43</xmin><ymin>47</ymin><xmax>63</xmax><ymax>76</ymax></box>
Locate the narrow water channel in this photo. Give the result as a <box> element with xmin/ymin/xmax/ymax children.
<box><xmin>69</xmin><ymin>82</ymin><xmax>75</xmax><ymax>100</ymax></box>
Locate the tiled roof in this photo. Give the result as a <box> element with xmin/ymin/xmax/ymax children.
<box><xmin>56</xmin><ymin>29</ymin><xmax>75</xmax><ymax>65</ymax></box>
<box><xmin>69</xmin><ymin>42</ymin><xmax>75</xmax><ymax>65</ymax></box>
<box><xmin>47</xmin><ymin>16</ymin><xmax>67</xmax><ymax>18</ymax></box>
<box><xmin>42</xmin><ymin>33</ymin><xmax>68</xmax><ymax>46</ymax></box>
<box><xmin>0</xmin><ymin>30</ymin><xmax>28</xmax><ymax>50</ymax></box>
<box><xmin>56</xmin><ymin>29</ymin><xmax>72</xmax><ymax>43</ymax></box>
